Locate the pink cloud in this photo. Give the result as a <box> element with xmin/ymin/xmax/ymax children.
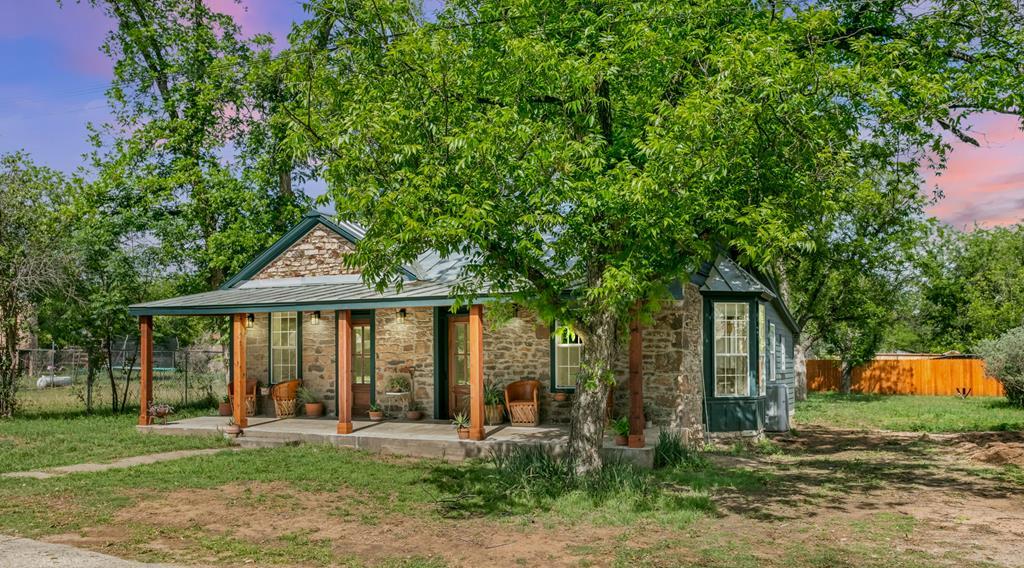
<box><xmin>0</xmin><ymin>0</ymin><xmax>113</xmax><ymax>77</ymax></box>
<box><xmin>923</xmin><ymin>112</ymin><xmax>1024</xmax><ymax>229</ymax></box>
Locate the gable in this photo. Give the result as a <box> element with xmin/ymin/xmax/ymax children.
<box><xmin>252</xmin><ymin>225</ymin><xmax>360</xmax><ymax>280</ymax></box>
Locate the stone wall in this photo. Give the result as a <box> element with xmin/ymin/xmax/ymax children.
<box><xmin>481</xmin><ymin>309</ymin><xmax>564</xmax><ymax>422</ymax></box>
<box><xmin>245</xmin><ymin>313</ymin><xmax>269</xmax><ymax>386</ymax></box>
<box><xmin>253</xmin><ymin>225</ymin><xmax>359</xmax><ymax>280</ymax></box>
<box><xmin>301</xmin><ymin>311</ymin><xmax>336</xmax><ymax>414</ymax></box>
<box><xmin>374</xmin><ymin>307</ymin><xmax>436</xmax><ymax>418</ymax></box>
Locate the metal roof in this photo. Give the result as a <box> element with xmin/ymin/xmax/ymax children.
<box><xmin>698</xmin><ymin>255</ymin><xmax>775</xmax><ymax>297</ymax></box>
<box><xmin>129</xmin><ymin>280</ymin><xmax>489</xmax><ymax>316</ymax></box>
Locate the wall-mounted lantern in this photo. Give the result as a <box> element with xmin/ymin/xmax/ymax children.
<box><xmin>398</xmin><ymin>308</ymin><xmax>408</xmax><ymax>321</ymax></box>
<box><xmin>311</xmin><ymin>311</ymin><xmax>321</xmax><ymax>325</ymax></box>
<box><xmin>246</xmin><ymin>314</ymin><xmax>255</xmax><ymax>329</ymax></box>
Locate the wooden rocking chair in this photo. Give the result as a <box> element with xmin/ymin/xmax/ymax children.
<box><xmin>228</xmin><ymin>378</ymin><xmax>259</xmax><ymax>417</ymax></box>
<box><xmin>504</xmin><ymin>379</ymin><xmax>541</xmax><ymax>426</ymax></box>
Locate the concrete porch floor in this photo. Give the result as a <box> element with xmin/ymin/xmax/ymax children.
<box><xmin>138</xmin><ymin>416</ymin><xmax>656</xmax><ymax>468</ymax></box>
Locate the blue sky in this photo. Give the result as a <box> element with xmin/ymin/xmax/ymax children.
<box><xmin>1</xmin><ymin>0</ymin><xmax>1022</xmax><ymax>228</ymax></box>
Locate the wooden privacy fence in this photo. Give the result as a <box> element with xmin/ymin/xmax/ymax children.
<box><xmin>807</xmin><ymin>358</ymin><xmax>1004</xmax><ymax>397</ymax></box>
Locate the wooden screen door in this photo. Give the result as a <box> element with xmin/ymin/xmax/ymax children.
<box><xmin>351</xmin><ymin>318</ymin><xmax>373</xmax><ymax>417</ymax></box>
<box><xmin>448</xmin><ymin>315</ymin><xmax>470</xmax><ymax>417</ymax></box>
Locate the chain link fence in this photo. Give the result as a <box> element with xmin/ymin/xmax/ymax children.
<box><xmin>16</xmin><ymin>347</ymin><xmax>229</xmax><ymax>414</ymax></box>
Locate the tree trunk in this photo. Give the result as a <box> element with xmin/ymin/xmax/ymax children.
<box><xmin>840</xmin><ymin>362</ymin><xmax>853</xmax><ymax>394</ymax></box>
<box><xmin>567</xmin><ymin>311</ymin><xmax>620</xmax><ymax>476</ymax></box>
<box><xmin>104</xmin><ymin>338</ymin><xmax>121</xmax><ymax>412</ymax></box>
<box><xmin>794</xmin><ymin>335</ymin><xmax>811</xmax><ymax>401</ymax></box>
<box><xmin>0</xmin><ymin>315</ymin><xmax>20</xmax><ymax>418</ymax></box>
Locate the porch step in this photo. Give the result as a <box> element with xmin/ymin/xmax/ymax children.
<box><xmin>234</xmin><ymin>436</ymin><xmax>301</xmax><ymax>449</ymax></box>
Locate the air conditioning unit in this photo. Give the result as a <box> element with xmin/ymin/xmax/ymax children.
<box><xmin>766</xmin><ymin>383</ymin><xmax>790</xmax><ymax>432</ymax></box>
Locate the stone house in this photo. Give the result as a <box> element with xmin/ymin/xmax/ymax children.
<box><xmin>130</xmin><ymin>212</ymin><xmax>798</xmax><ymax>442</ymax></box>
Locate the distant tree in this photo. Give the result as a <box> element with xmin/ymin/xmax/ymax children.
<box><xmin>79</xmin><ymin>0</ymin><xmax>308</xmax><ymax>293</ymax></box>
<box><xmin>0</xmin><ymin>153</ymin><xmax>72</xmax><ymax>417</ymax></box>
<box><xmin>283</xmin><ymin>0</ymin><xmax>1024</xmax><ymax>473</ymax></box>
<box><xmin>916</xmin><ymin>223</ymin><xmax>1024</xmax><ymax>352</ymax></box>
<box><xmin>977</xmin><ymin>326</ymin><xmax>1024</xmax><ymax>407</ymax></box>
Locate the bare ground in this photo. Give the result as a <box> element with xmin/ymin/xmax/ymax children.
<box><xmin>39</xmin><ymin>426</ymin><xmax>1024</xmax><ymax>567</ymax></box>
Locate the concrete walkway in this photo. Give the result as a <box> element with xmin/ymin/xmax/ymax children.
<box><xmin>2</xmin><ymin>448</ymin><xmax>239</xmax><ymax>480</ymax></box>
<box><xmin>0</xmin><ymin>535</ymin><xmax>183</xmax><ymax>567</ymax></box>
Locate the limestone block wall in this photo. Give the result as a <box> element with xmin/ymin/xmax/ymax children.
<box><xmin>253</xmin><ymin>226</ymin><xmax>359</xmax><ymax>280</ymax></box>
<box><xmin>301</xmin><ymin>311</ymin><xmax>336</xmax><ymax>414</ymax></box>
<box><xmin>374</xmin><ymin>307</ymin><xmax>436</xmax><ymax>417</ymax></box>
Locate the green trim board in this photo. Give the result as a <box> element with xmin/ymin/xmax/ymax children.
<box><xmin>220</xmin><ymin>212</ymin><xmax>416</xmax><ymax>290</ymax></box>
<box><xmin>432</xmin><ymin>307</ymin><xmax>444</xmax><ymax>419</ymax></box>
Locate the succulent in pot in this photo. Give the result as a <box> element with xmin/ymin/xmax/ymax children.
<box><xmin>218</xmin><ymin>395</ymin><xmax>232</xmax><ymax>416</ymax></box>
<box><xmin>483</xmin><ymin>381</ymin><xmax>505</xmax><ymax>425</ymax></box>
<box><xmin>406</xmin><ymin>401</ymin><xmax>423</xmax><ymax>421</ymax></box>
<box><xmin>297</xmin><ymin>387</ymin><xmax>324</xmax><ymax>418</ymax></box>
<box><xmin>612</xmin><ymin>417</ymin><xmax>630</xmax><ymax>446</ymax></box>
<box><xmin>452</xmin><ymin>412</ymin><xmax>471</xmax><ymax>439</ymax></box>
<box><xmin>367</xmin><ymin>402</ymin><xmax>384</xmax><ymax>421</ymax></box>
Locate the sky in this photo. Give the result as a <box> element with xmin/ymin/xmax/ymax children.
<box><xmin>1</xmin><ymin>0</ymin><xmax>1022</xmax><ymax>229</ymax></box>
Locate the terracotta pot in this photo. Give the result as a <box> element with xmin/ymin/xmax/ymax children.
<box><xmin>614</xmin><ymin>434</ymin><xmax>628</xmax><ymax>446</ymax></box>
<box><xmin>221</xmin><ymin>424</ymin><xmax>242</xmax><ymax>439</ymax></box>
<box><xmin>305</xmin><ymin>402</ymin><xmax>324</xmax><ymax>418</ymax></box>
<box><xmin>406</xmin><ymin>410</ymin><xmax>423</xmax><ymax>421</ymax></box>
<box><xmin>368</xmin><ymin>411</ymin><xmax>385</xmax><ymax>421</ymax></box>
<box><xmin>218</xmin><ymin>402</ymin><xmax>232</xmax><ymax>416</ymax></box>
<box><xmin>484</xmin><ymin>404</ymin><xmax>504</xmax><ymax>425</ymax></box>
<box><xmin>457</xmin><ymin>427</ymin><xmax>470</xmax><ymax>440</ymax></box>
<box><xmin>553</xmin><ymin>392</ymin><xmax>569</xmax><ymax>402</ymax></box>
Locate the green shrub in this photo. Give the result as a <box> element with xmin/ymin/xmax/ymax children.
<box><xmin>487</xmin><ymin>445</ymin><xmax>653</xmax><ymax>502</ymax></box>
<box><xmin>977</xmin><ymin>326</ymin><xmax>1024</xmax><ymax>407</ymax></box>
<box><xmin>654</xmin><ymin>430</ymin><xmax>709</xmax><ymax>469</ymax></box>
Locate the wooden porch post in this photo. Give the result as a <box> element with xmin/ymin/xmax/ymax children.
<box><xmin>336</xmin><ymin>309</ymin><xmax>353</xmax><ymax>434</ymax></box>
<box><xmin>232</xmin><ymin>313</ymin><xmax>248</xmax><ymax>428</ymax></box>
<box><xmin>138</xmin><ymin>315</ymin><xmax>153</xmax><ymax>426</ymax></box>
<box><xmin>628</xmin><ymin>317</ymin><xmax>645</xmax><ymax>448</ymax></box>
<box><xmin>468</xmin><ymin>304</ymin><xmax>486</xmax><ymax>441</ymax></box>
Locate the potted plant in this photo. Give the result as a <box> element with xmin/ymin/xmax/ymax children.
<box><xmin>218</xmin><ymin>395</ymin><xmax>232</xmax><ymax>416</ymax></box>
<box><xmin>553</xmin><ymin>391</ymin><xmax>569</xmax><ymax>402</ymax></box>
<box><xmin>483</xmin><ymin>381</ymin><xmax>505</xmax><ymax>425</ymax></box>
<box><xmin>221</xmin><ymin>417</ymin><xmax>242</xmax><ymax>438</ymax></box>
<box><xmin>612</xmin><ymin>417</ymin><xmax>630</xmax><ymax>446</ymax></box>
<box><xmin>452</xmin><ymin>413</ymin><xmax>471</xmax><ymax>439</ymax></box>
<box><xmin>368</xmin><ymin>402</ymin><xmax>384</xmax><ymax>421</ymax></box>
<box><xmin>298</xmin><ymin>387</ymin><xmax>324</xmax><ymax>418</ymax></box>
<box><xmin>406</xmin><ymin>401</ymin><xmax>423</xmax><ymax>421</ymax></box>
<box><xmin>149</xmin><ymin>403</ymin><xmax>175</xmax><ymax>424</ymax></box>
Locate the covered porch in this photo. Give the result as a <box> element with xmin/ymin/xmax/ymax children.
<box><xmin>137</xmin><ymin>414</ymin><xmax>656</xmax><ymax>468</ymax></box>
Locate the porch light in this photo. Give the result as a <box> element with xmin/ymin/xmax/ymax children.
<box><xmin>311</xmin><ymin>311</ymin><xmax>321</xmax><ymax>325</ymax></box>
<box><xmin>398</xmin><ymin>308</ymin><xmax>407</xmax><ymax>321</ymax></box>
<box><xmin>246</xmin><ymin>314</ymin><xmax>255</xmax><ymax>329</ymax></box>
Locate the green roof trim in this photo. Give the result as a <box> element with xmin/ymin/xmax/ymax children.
<box><xmin>128</xmin><ymin>295</ymin><xmax>494</xmax><ymax>316</ymax></box>
<box><xmin>219</xmin><ymin>212</ymin><xmax>416</xmax><ymax>290</ymax></box>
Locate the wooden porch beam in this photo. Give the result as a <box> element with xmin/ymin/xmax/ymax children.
<box><xmin>336</xmin><ymin>309</ymin><xmax>353</xmax><ymax>434</ymax></box>
<box><xmin>468</xmin><ymin>304</ymin><xmax>486</xmax><ymax>441</ymax></box>
<box><xmin>628</xmin><ymin>317</ymin><xmax>645</xmax><ymax>448</ymax></box>
<box><xmin>232</xmin><ymin>313</ymin><xmax>248</xmax><ymax>428</ymax></box>
<box><xmin>138</xmin><ymin>315</ymin><xmax>153</xmax><ymax>426</ymax></box>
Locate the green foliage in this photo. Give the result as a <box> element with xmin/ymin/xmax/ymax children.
<box><xmin>488</xmin><ymin>445</ymin><xmax>653</xmax><ymax>502</ymax></box>
<box><xmin>611</xmin><ymin>416</ymin><xmax>631</xmax><ymax>436</ymax></box>
<box><xmin>296</xmin><ymin>387</ymin><xmax>321</xmax><ymax>405</ymax></box>
<box><xmin>977</xmin><ymin>327</ymin><xmax>1024</xmax><ymax>407</ymax></box>
<box><xmin>913</xmin><ymin>225</ymin><xmax>1024</xmax><ymax>353</ymax></box>
<box><xmin>653</xmin><ymin>430</ymin><xmax>706</xmax><ymax>469</ymax></box>
<box><xmin>451</xmin><ymin>412</ymin><xmax>470</xmax><ymax>429</ymax></box>
<box><xmin>483</xmin><ymin>381</ymin><xmax>503</xmax><ymax>405</ymax></box>
<box><xmin>0</xmin><ymin>152</ymin><xmax>73</xmax><ymax>417</ymax></box>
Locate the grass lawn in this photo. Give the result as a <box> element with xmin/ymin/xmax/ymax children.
<box><xmin>0</xmin><ymin>409</ymin><xmax>228</xmax><ymax>474</ymax></box>
<box><xmin>1</xmin><ymin>413</ymin><xmax>1021</xmax><ymax>567</ymax></box>
<box><xmin>796</xmin><ymin>392</ymin><xmax>1024</xmax><ymax>432</ymax></box>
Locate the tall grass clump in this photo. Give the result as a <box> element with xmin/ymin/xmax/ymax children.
<box><xmin>488</xmin><ymin>445</ymin><xmax>654</xmax><ymax>502</ymax></box>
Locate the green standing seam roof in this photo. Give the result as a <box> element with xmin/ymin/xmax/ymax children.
<box><xmin>128</xmin><ymin>280</ymin><xmax>494</xmax><ymax>316</ymax></box>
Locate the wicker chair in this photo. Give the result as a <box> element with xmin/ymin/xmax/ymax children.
<box><xmin>270</xmin><ymin>380</ymin><xmax>301</xmax><ymax>418</ymax></box>
<box><xmin>504</xmin><ymin>379</ymin><xmax>541</xmax><ymax>426</ymax></box>
<box><xmin>228</xmin><ymin>378</ymin><xmax>259</xmax><ymax>417</ymax></box>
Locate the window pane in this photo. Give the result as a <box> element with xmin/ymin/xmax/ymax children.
<box><xmin>714</xmin><ymin>303</ymin><xmax>749</xmax><ymax>397</ymax></box>
<box><xmin>554</xmin><ymin>327</ymin><xmax>582</xmax><ymax>389</ymax></box>
<box><xmin>271</xmin><ymin>312</ymin><xmax>299</xmax><ymax>383</ymax></box>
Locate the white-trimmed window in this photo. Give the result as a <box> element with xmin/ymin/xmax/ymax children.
<box><xmin>554</xmin><ymin>326</ymin><xmax>582</xmax><ymax>390</ymax></box>
<box><xmin>270</xmin><ymin>312</ymin><xmax>299</xmax><ymax>383</ymax></box>
<box><xmin>714</xmin><ymin>302</ymin><xmax>750</xmax><ymax>397</ymax></box>
<box><xmin>769</xmin><ymin>323</ymin><xmax>777</xmax><ymax>381</ymax></box>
